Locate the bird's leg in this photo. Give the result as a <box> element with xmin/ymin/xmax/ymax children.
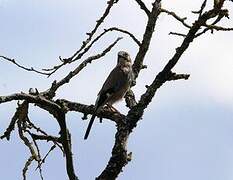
<box><xmin>94</xmin><ymin>108</ymin><xmax>103</xmax><ymax>123</ymax></box>
<box><xmin>106</xmin><ymin>103</ymin><xmax>120</xmax><ymax>114</ymax></box>
<box><xmin>98</xmin><ymin>105</ymin><xmax>118</xmax><ymax>123</ymax></box>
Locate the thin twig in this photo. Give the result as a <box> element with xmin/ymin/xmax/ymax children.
<box><xmin>68</xmin><ymin>0</ymin><xmax>119</xmax><ymax>61</ymax></box>
<box><xmin>0</xmin><ymin>55</ymin><xmax>49</xmax><ymax>75</ymax></box>
<box><xmin>28</xmin><ymin>131</ymin><xmax>44</xmax><ymax>180</ymax></box>
<box><xmin>45</xmin><ymin>37</ymin><xmax>122</xmax><ymax>98</ymax></box>
<box><xmin>161</xmin><ymin>8</ymin><xmax>191</xmax><ymax>28</ymax></box>
<box><xmin>22</xmin><ymin>156</ymin><xmax>34</xmax><ymax>180</ymax></box>
<box><xmin>26</xmin><ymin>118</ymin><xmax>64</xmax><ymax>152</ymax></box>
<box><xmin>167</xmin><ymin>72</ymin><xmax>190</xmax><ymax>81</ymax></box>
<box><xmin>169</xmin><ymin>32</ymin><xmax>187</xmax><ymax>37</ymax></box>
<box><xmin>204</xmin><ymin>24</ymin><xmax>233</xmax><ymax>31</ymax></box>
<box><xmin>42</xmin><ymin>0</ymin><xmax>120</xmax><ymax>77</ymax></box>
<box><xmin>36</xmin><ymin>145</ymin><xmax>56</xmax><ymax>171</ymax></box>
<box><xmin>192</xmin><ymin>0</ymin><xmax>207</xmax><ymax>17</ymax></box>
<box><xmin>105</xmin><ymin>27</ymin><xmax>141</xmax><ymax>46</ymax></box>
<box><xmin>0</xmin><ymin>106</ymin><xmax>20</xmax><ymax>140</ymax></box>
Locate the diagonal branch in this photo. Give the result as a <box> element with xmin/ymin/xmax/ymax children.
<box><xmin>1</xmin><ymin>105</ymin><xmax>21</xmax><ymax>140</ymax></box>
<box><xmin>44</xmin><ymin>27</ymin><xmax>139</xmax><ymax>78</ymax></box>
<box><xmin>134</xmin><ymin>0</ymin><xmax>151</xmax><ymax>17</ymax></box>
<box><xmin>0</xmin><ymin>55</ymin><xmax>49</xmax><ymax>76</ymax></box>
<box><xmin>192</xmin><ymin>0</ymin><xmax>207</xmax><ymax>17</ymax></box>
<box><xmin>128</xmin><ymin>4</ymin><xmax>230</xmax><ymax>131</ymax></box>
<box><xmin>68</xmin><ymin>0</ymin><xmax>120</xmax><ymax>61</ymax></box>
<box><xmin>105</xmin><ymin>27</ymin><xmax>141</xmax><ymax>46</ymax></box>
<box><xmin>42</xmin><ymin>0</ymin><xmax>120</xmax><ymax>77</ymax></box>
<box><xmin>55</xmin><ymin>111</ymin><xmax>78</xmax><ymax>180</ymax></box>
<box><xmin>68</xmin><ymin>27</ymin><xmax>140</xmax><ymax>63</ymax></box>
<box><xmin>132</xmin><ymin>1</ymin><xmax>161</xmax><ymax>78</ymax></box>
<box><xmin>161</xmin><ymin>8</ymin><xmax>191</xmax><ymax>28</ymax></box>
<box><xmin>45</xmin><ymin>37</ymin><xmax>122</xmax><ymax>98</ymax></box>
<box><xmin>161</xmin><ymin>9</ymin><xmax>223</xmax><ymax>74</ymax></box>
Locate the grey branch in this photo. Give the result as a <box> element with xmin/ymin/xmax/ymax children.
<box><xmin>31</xmin><ymin>133</ymin><xmax>61</xmax><ymax>143</ymax></box>
<box><xmin>104</xmin><ymin>27</ymin><xmax>141</xmax><ymax>46</ymax></box>
<box><xmin>161</xmin><ymin>8</ymin><xmax>191</xmax><ymax>28</ymax></box>
<box><xmin>167</xmin><ymin>72</ymin><xmax>190</xmax><ymax>81</ymax></box>
<box><xmin>0</xmin><ymin>55</ymin><xmax>49</xmax><ymax>75</ymax></box>
<box><xmin>56</xmin><ymin>99</ymin><xmax>125</xmax><ymax>124</ymax></box>
<box><xmin>45</xmin><ymin>37</ymin><xmax>122</xmax><ymax>98</ymax></box>
<box><xmin>1</xmin><ymin>0</ymin><xmax>233</xmax><ymax>180</ymax></box>
<box><xmin>169</xmin><ymin>32</ymin><xmax>187</xmax><ymax>37</ymax></box>
<box><xmin>192</xmin><ymin>0</ymin><xmax>207</xmax><ymax>17</ymax></box>
<box><xmin>42</xmin><ymin>0</ymin><xmax>119</xmax><ymax>77</ymax></box>
<box><xmin>133</xmin><ymin>1</ymin><xmax>161</xmax><ymax>78</ymax></box>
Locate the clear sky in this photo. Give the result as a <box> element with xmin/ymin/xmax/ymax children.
<box><xmin>1</xmin><ymin>0</ymin><xmax>233</xmax><ymax>180</ymax></box>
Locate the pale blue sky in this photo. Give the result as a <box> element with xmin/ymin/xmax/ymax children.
<box><xmin>1</xmin><ymin>0</ymin><xmax>233</xmax><ymax>180</ymax></box>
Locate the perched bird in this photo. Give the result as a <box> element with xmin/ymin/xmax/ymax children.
<box><xmin>84</xmin><ymin>51</ymin><xmax>133</xmax><ymax>140</ymax></box>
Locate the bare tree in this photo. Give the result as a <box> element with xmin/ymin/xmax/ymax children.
<box><xmin>1</xmin><ymin>0</ymin><xmax>233</xmax><ymax>179</ymax></box>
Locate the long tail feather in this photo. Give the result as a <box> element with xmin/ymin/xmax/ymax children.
<box><xmin>84</xmin><ymin>114</ymin><xmax>96</xmax><ymax>140</ymax></box>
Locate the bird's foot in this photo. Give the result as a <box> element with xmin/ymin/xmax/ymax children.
<box><xmin>106</xmin><ymin>104</ymin><xmax>120</xmax><ymax>114</ymax></box>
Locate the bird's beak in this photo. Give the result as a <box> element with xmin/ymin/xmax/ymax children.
<box><xmin>118</xmin><ymin>54</ymin><xmax>124</xmax><ymax>58</ymax></box>
<box><xmin>118</xmin><ymin>54</ymin><xmax>128</xmax><ymax>60</ymax></box>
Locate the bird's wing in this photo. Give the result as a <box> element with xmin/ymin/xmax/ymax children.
<box><xmin>102</xmin><ymin>66</ymin><xmax>130</xmax><ymax>92</ymax></box>
<box><xmin>95</xmin><ymin>66</ymin><xmax>129</xmax><ymax>108</ymax></box>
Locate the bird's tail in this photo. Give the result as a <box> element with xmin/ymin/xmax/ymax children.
<box><xmin>84</xmin><ymin>114</ymin><xmax>96</xmax><ymax>140</ymax></box>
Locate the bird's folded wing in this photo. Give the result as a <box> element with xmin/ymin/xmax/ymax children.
<box><xmin>95</xmin><ymin>66</ymin><xmax>130</xmax><ymax>108</ymax></box>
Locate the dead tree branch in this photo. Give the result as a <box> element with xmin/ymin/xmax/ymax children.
<box><xmin>132</xmin><ymin>1</ymin><xmax>161</xmax><ymax>79</ymax></box>
<box><xmin>1</xmin><ymin>0</ymin><xmax>233</xmax><ymax>180</ymax></box>
<box><xmin>0</xmin><ymin>55</ymin><xmax>49</xmax><ymax>75</ymax></box>
<box><xmin>134</xmin><ymin>0</ymin><xmax>151</xmax><ymax>17</ymax></box>
<box><xmin>41</xmin><ymin>0</ymin><xmax>120</xmax><ymax>77</ymax></box>
<box><xmin>104</xmin><ymin>27</ymin><xmax>141</xmax><ymax>46</ymax></box>
<box><xmin>169</xmin><ymin>32</ymin><xmax>187</xmax><ymax>37</ymax></box>
<box><xmin>97</xmin><ymin>1</ymin><xmax>233</xmax><ymax>179</ymax></box>
<box><xmin>45</xmin><ymin>37</ymin><xmax>122</xmax><ymax>98</ymax></box>
<box><xmin>161</xmin><ymin>8</ymin><xmax>191</xmax><ymax>28</ymax></box>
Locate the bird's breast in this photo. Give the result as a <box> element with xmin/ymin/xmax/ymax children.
<box><xmin>107</xmin><ymin>82</ymin><xmax>130</xmax><ymax>105</ymax></box>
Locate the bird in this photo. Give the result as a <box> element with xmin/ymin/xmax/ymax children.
<box><xmin>84</xmin><ymin>51</ymin><xmax>134</xmax><ymax>140</ymax></box>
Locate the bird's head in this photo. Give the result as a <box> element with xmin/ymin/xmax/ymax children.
<box><xmin>117</xmin><ymin>51</ymin><xmax>132</xmax><ymax>67</ymax></box>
